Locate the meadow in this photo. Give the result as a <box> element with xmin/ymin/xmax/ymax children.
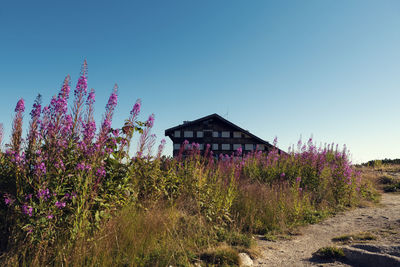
<box><xmin>0</xmin><ymin>62</ymin><xmax>377</xmax><ymax>266</ymax></box>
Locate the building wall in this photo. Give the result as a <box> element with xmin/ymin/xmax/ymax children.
<box><xmin>168</xmin><ymin>118</ymin><xmax>270</xmax><ymax>156</ymax></box>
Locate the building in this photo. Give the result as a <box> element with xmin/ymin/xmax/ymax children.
<box><xmin>165</xmin><ymin>113</ymin><xmax>277</xmax><ymax>157</ymax></box>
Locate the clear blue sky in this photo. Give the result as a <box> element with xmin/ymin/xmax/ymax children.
<box><xmin>0</xmin><ymin>0</ymin><xmax>399</xmax><ymax>163</ymax></box>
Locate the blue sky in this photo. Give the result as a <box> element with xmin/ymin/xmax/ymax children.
<box><xmin>0</xmin><ymin>0</ymin><xmax>399</xmax><ymax>163</ymax></box>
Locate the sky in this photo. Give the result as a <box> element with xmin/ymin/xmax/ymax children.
<box><xmin>0</xmin><ymin>0</ymin><xmax>399</xmax><ymax>163</ymax></box>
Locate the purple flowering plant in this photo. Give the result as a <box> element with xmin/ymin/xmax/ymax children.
<box><xmin>0</xmin><ymin>61</ymin><xmax>149</xmax><ymax>248</ymax></box>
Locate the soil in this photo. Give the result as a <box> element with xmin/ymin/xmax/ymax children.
<box><xmin>253</xmin><ymin>193</ymin><xmax>400</xmax><ymax>266</ymax></box>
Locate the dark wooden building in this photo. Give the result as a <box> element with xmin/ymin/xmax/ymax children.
<box><xmin>165</xmin><ymin>113</ymin><xmax>276</xmax><ymax>157</ymax></box>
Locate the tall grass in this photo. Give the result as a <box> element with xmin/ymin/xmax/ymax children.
<box><xmin>0</xmin><ymin>62</ymin><xmax>377</xmax><ymax>266</ymax></box>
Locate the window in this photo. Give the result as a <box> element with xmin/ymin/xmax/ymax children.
<box><xmin>174</xmin><ymin>131</ymin><xmax>181</xmax><ymax>137</ymax></box>
<box><xmin>197</xmin><ymin>131</ymin><xmax>203</xmax><ymax>138</ymax></box>
<box><xmin>221</xmin><ymin>131</ymin><xmax>230</xmax><ymax>138</ymax></box>
<box><xmin>212</xmin><ymin>131</ymin><xmax>219</xmax><ymax>138</ymax></box>
<box><xmin>199</xmin><ymin>144</ymin><xmax>204</xmax><ymax>150</ymax></box>
<box><xmin>233</xmin><ymin>144</ymin><xmax>241</xmax><ymax>150</ymax></box>
<box><xmin>258</xmin><ymin>144</ymin><xmax>265</xmax><ymax>150</ymax></box>
<box><xmin>233</xmin><ymin>132</ymin><xmax>241</xmax><ymax>138</ymax></box>
<box><xmin>245</xmin><ymin>144</ymin><xmax>253</xmax><ymax>151</ymax></box>
<box><xmin>184</xmin><ymin>131</ymin><xmax>193</xmax><ymax>138</ymax></box>
<box><xmin>221</xmin><ymin>144</ymin><xmax>230</xmax><ymax>150</ymax></box>
<box><xmin>212</xmin><ymin>144</ymin><xmax>219</xmax><ymax>150</ymax></box>
<box><xmin>173</xmin><ymin>144</ymin><xmax>181</xmax><ymax>150</ymax></box>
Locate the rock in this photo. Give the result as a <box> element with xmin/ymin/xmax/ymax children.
<box><xmin>239</xmin><ymin>252</ymin><xmax>253</xmax><ymax>266</ymax></box>
<box><xmin>342</xmin><ymin>245</ymin><xmax>400</xmax><ymax>267</ymax></box>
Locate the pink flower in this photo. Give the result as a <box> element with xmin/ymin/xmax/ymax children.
<box><xmin>130</xmin><ymin>99</ymin><xmax>141</xmax><ymax>117</ymax></box>
<box><xmin>86</xmin><ymin>89</ymin><xmax>95</xmax><ymax>105</ymax></box>
<box><xmin>4</xmin><ymin>194</ymin><xmax>14</xmax><ymax>206</ymax></box>
<box><xmin>22</xmin><ymin>204</ymin><xmax>33</xmax><ymax>216</ymax></box>
<box><xmin>147</xmin><ymin>114</ymin><xmax>155</xmax><ymax>128</ymax></box>
<box><xmin>55</xmin><ymin>201</ymin><xmax>66</xmax><ymax>209</ymax></box>
<box><xmin>15</xmin><ymin>98</ymin><xmax>25</xmax><ymax>113</ymax></box>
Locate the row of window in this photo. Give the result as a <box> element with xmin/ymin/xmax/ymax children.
<box><xmin>174</xmin><ymin>130</ymin><xmax>248</xmax><ymax>138</ymax></box>
<box><xmin>173</xmin><ymin>143</ymin><xmax>265</xmax><ymax>151</ymax></box>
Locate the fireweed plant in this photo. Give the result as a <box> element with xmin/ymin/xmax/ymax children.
<box><xmin>0</xmin><ymin>62</ymin><xmax>376</xmax><ymax>266</ymax></box>
<box><xmin>0</xmin><ymin>61</ymin><xmax>159</xmax><ymax>258</ymax></box>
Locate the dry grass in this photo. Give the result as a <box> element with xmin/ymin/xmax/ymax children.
<box><xmin>332</xmin><ymin>232</ymin><xmax>377</xmax><ymax>244</ymax></box>
<box><xmin>357</xmin><ymin>164</ymin><xmax>400</xmax><ymax>194</ymax></box>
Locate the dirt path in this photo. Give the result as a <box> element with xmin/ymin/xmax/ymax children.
<box><xmin>253</xmin><ymin>193</ymin><xmax>400</xmax><ymax>266</ymax></box>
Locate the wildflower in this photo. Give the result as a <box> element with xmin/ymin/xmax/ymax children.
<box><xmin>15</xmin><ymin>98</ymin><xmax>25</xmax><ymax>113</ymax></box>
<box><xmin>22</xmin><ymin>204</ymin><xmax>33</xmax><ymax>217</ymax></box>
<box><xmin>74</xmin><ymin>62</ymin><xmax>88</xmax><ymax>98</ymax></box>
<box><xmin>37</xmin><ymin>188</ymin><xmax>51</xmax><ymax>200</ymax></box>
<box><xmin>82</xmin><ymin>120</ymin><xmax>96</xmax><ymax>143</ymax></box>
<box><xmin>156</xmin><ymin>139</ymin><xmax>166</xmax><ymax>158</ymax></box>
<box><xmin>76</xmin><ymin>162</ymin><xmax>85</xmax><ymax>171</ymax></box>
<box><xmin>11</xmin><ymin>98</ymin><xmax>25</xmax><ymax>153</ymax></box>
<box><xmin>280</xmin><ymin>172</ymin><xmax>286</xmax><ymax>178</ymax></box>
<box><xmin>86</xmin><ymin>88</ymin><xmax>95</xmax><ymax>105</ymax></box>
<box><xmin>55</xmin><ymin>201</ymin><xmax>66</xmax><ymax>209</ymax></box>
<box><xmin>4</xmin><ymin>194</ymin><xmax>14</xmax><ymax>206</ymax></box>
<box><xmin>296</xmin><ymin>177</ymin><xmax>301</xmax><ymax>183</ymax></box>
<box><xmin>146</xmin><ymin>114</ymin><xmax>155</xmax><ymax>128</ymax></box>
<box><xmin>76</xmin><ymin>162</ymin><xmax>91</xmax><ymax>171</ymax></box>
<box><xmin>96</xmin><ymin>166</ymin><xmax>106</xmax><ymax>178</ymax></box>
<box><xmin>130</xmin><ymin>99</ymin><xmax>141</xmax><ymax>117</ymax></box>
<box><xmin>192</xmin><ymin>142</ymin><xmax>200</xmax><ymax>150</ymax></box>
<box><xmin>35</xmin><ymin>162</ymin><xmax>46</xmax><ymax>176</ymax></box>
<box><xmin>47</xmin><ymin>214</ymin><xmax>54</xmax><ymax>219</ymax></box>
<box><xmin>106</xmin><ymin>88</ymin><xmax>118</xmax><ymax>112</ymax></box>
<box><xmin>112</xmin><ymin>129</ymin><xmax>119</xmax><ymax>137</ymax></box>
<box><xmin>30</xmin><ymin>96</ymin><xmax>42</xmax><ymax>119</ymax></box>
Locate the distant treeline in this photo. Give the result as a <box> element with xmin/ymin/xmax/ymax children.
<box><xmin>363</xmin><ymin>159</ymin><xmax>400</xmax><ymax>166</ymax></box>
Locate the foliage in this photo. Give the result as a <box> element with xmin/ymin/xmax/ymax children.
<box><xmin>0</xmin><ymin>62</ymin><xmax>376</xmax><ymax>266</ymax></box>
<box><xmin>0</xmin><ymin>61</ymin><xmax>152</xmax><ymax>263</ymax></box>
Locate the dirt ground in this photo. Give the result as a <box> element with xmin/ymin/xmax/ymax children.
<box><xmin>253</xmin><ymin>192</ymin><xmax>400</xmax><ymax>266</ymax></box>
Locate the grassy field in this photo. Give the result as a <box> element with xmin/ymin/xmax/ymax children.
<box><xmin>0</xmin><ymin>64</ymin><xmax>380</xmax><ymax>266</ymax></box>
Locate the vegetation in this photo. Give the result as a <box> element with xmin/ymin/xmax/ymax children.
<box><xmin>363</xmin><ymin>159</ymin><xmax>400</xmax><ymax>167</ymax></box>
<box><xmin>0</xmin><ymin>62</ymin><xmax>377</xmax><ymax>266</ymax></box>
<box><xmin>314</xmin><ymin>246</ymin><xmax>345</xmax><ymax>259</ymax></box>
<box><xmin>332</xmin><ymin>232</ymin><xmax>377</xmax><ymax>244</ymax></box>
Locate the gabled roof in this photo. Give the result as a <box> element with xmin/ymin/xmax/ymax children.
<box><xmin>165</xmin><ymin>113</ymin><xmax>273</xmax><ymax>148</ymax></box>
